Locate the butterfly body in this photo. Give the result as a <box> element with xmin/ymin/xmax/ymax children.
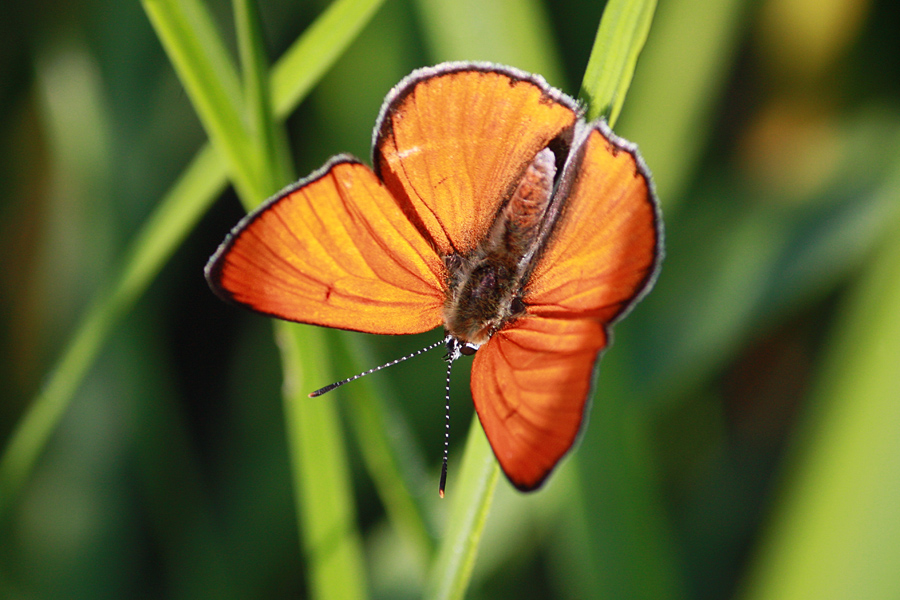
<box><xmin>443</xmin><ymin>147</ymin><xmax>557</xmax><ymax>347</ymax></box>
<box><xmin>206</xmin><ymin>62</ymin><xmax>663</xmax><ymax>491</ymax></box>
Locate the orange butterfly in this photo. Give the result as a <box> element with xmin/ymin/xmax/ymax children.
<box><xmin>206</xmin><ymin>62</ymin><xmax>662</xmax><ymax>492</ymax></box>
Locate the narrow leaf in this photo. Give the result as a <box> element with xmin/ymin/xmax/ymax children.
<box><xmin>742</xmin><ymin>207</ymin><xmax>900</xmax><ymax>600</ymax></box>
<box><xmin>143</xmin><ymin>0</ymin><xmax>260</xmax><ymax>200</ymax></box>
<box><xmin>423</xmin><ymin>416</ymin><xmax>500</xmax><ymax>600</ymax></box>
<box><xmin>579</xmin><ymin>0</ymin><xmax>658</xmax><ymax>124</ymax></box>
<box><xmin>233</xmin><ymin>0</ymin><xmax>289</xmax><ymax>193</ymax></box>
<box><xmin>278</xmin><ymin>324</ymin><xmax>369</xmax><ymax>600</ymax></box>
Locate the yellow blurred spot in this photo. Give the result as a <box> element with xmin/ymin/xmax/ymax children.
<box><xmin>758</xmin><ymin>0</ymin><xmax>871</xmax><ymax>77</ymax></box>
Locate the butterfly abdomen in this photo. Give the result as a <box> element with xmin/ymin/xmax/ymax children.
<box><xmin>443</xmin><ymin>147</ymin><xmax>557</xmax><ymax>345</ymax></box>
<box><xmin>498</xmin><ymin>147</ymin><xmax>557</xmax><ymax>259</ymax></box>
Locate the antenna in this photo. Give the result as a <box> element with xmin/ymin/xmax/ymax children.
<box><xmin>308</xmin><ymin>337</ymin><xmax>448</xmax><ymax>397</ymax></box>
<box><xmin>308</xmin><ymin>334</ymin><xmax>469</xmax><ymax>499</ymax></box>
<box><xmin>439</xmin><ymin>355</ymin><xmax>453</xmax><ymax>498</ymax></box>
<box><xmin>439</xmin><ymin>337</ymin><xmax>464</xmax><ymax>498</ymax></box>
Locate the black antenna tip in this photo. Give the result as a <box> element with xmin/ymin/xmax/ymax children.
<box><xmin>309</xmin><ymin>382</ymin><xmax>341</xmax><ymax>397</ymax></box>
<box><xmin>439</xmin><ymin>462</ymin><xmax>448</xmax><ymax>498</ymax></box>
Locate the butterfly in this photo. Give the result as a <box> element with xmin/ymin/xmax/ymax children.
<box><xmin>205</xmin><ymin>62</ymin><xmax>662</xmax><ymax>492</ymax></box>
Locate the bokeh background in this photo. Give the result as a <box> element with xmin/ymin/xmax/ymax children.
<box><xmin>2</xmin><ymin>0</ymin><xmax>900</xmax><ymax>598</ymax></box>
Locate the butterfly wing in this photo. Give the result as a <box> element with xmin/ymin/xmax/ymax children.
<box><xmin>527</xmin><ymin>122</ymin><xmax>661</xmax><ymax>321</ymax></box>
<box><xmin>471</xmin><ymin>316</ymin><xmax>606</xmax><ymax>490</ymax></box>
<box><xmin>472</xmin><ymin>122</ymin><xmax>662</xmax><ymax>490</ymax></box>
<box><xmin>205</xmin><ymin>156</ymin><xmax>446</xmax><ymax>334</ymax></box>
<box><xmin>373</xmin><ymin>64</ymin><xmax>580</xmax><ymax>256</ymax></box>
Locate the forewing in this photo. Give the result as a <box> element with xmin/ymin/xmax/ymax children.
<box><xmin>471</xmin><ymin>315</ymin><xmax>606</xmax><ymax>491</ymax></box>
<box><xmin>527</xmin><ymin>122</ymin><xmax>662</xmax><ymax>324</ymax></box>
<box><xmin>205</xmin><ymin>157</ymin><xmax>445</xmax><ymax>334</ymax></box>
<box><xmin>373</xmin><ymin>64</ymin><xmax>579</xmax><ymax>256</ymax></box>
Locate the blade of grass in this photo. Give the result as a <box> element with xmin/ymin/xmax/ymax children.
<box><xmin>574</xmin><ymin>360</ymin><xmax>686</xmax><ymax>600</ymax></box>
<box><xmin>423</xmin><ymin>415</ymin><xmax>500</xmax><ymax>600</ymax></box>
<box><xmin>336</xmin><ymin>334</ymin><xmax>435</xmax><ymax>562</ymax></box>
<box><xmin>171</xmin><ymin>0</ymin><xmax>243</xmax><ymax>109</ymax></box>
<box><xmin>143</xmin><ymin>0</ymin><xmax>261</xmax><ymax>201</ymax></box>
<box><xmin>278</xmin><ymin>324</ymin><xmax>369</xmax><ymax>600</ymax></box>
<box><xmin>0</xmin><ymin>0</ymin><xmax>385</xmax><ymax>519</ymax></box>
<box><xmin>283</xmin><ymin>4</ymin><xmax>449</xmax><ymax>575</ymax></box>
<box><xmin>233</xmin><ymin>0</ymin><xmax>290</xmax><ymax>193</ymax></box>
<box><xmin>407</xmin><ymin>0</ymin><xmax>568</xmax><ymax>593</ymax></box>
<box><xmin>571</xmin><ymin>2</ymin><xmax>688</xmax><ymax>599</ymax></box>
<box><xmin>231</xmin><ymin>2</ymin><xmax>368</xmax><ymax>597</ymax></box>
<box><xmin>579</xmin><ymin>0</ymin><xmax>657</xmax><ymax>124</ymax></box>
<box><xmin>740</xmin><ymin>204</ymin><xmax>900</xmax><ymax>600</ymax></box>
<box><xmin>270</xmin><ymin>0</ymin><xmax>385</xmax><ymax>120</ymax></box>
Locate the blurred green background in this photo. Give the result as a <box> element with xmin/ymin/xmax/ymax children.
<box><xmin>2</xmin><ymin>0</ymin><xmax>900</xmax><ymax>598</ymax></box>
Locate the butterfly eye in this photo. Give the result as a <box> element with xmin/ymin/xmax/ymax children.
<box><xmin>510</xmin><ymin>296</ymin><xmax>526</xmax><ymax>316</ymax></box>
<box><xmin>443</xmin><ymin>336</ymin><xmax>480</xmax><ymax>360</ymax></box>
<box><xmin>460</xmin><ymin>342</ymin><xmax>479</xmax><ymax>356</ymax></box>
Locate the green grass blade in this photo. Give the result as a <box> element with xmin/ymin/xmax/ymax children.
<box><xmin>337</xmin><ymin>334</ymin><xmax>435</xmax><ymax>561</ymax></box>
<box><xmin>274</xmin><ymin>1</ymin><xmax>435</xmax><ymax>576</ymax></box>
<box><xmin>233</xmin><ymin>0</ymin><xmax>290</xmax><ymax>193</ymax></box>
<box><xmin>574</xmin><ymin>364</ymin><xmax>686</xmax><ymax>600</ymax></box>
<box><xmin>143</xmin><ymin>0</ymin><xmax>261</xmax><ymax>201</ymax></box>
<box><xmin>229</xmin><ymin>3</ymin><xmax>373</xmax><ymax>598</ymax></box>
<box><xmin>270</xmin><ymin>0</ymin><xmax>386</xmax><ymax>120</ymax></box>
<box><xmin>423</xmin><ymin>416</ymin><xmax>500</xmax><ymax>600</ymax></box>
<box><xmin>579</xmin><ymin>0</ymin><xmax>657</xmax><ymax>124</ymax></box>
<box><xmin>343</xmin><ymin>384</ymin><xmax>435</xmax><ymax>564</ymax></box>
<box><xmin>740</xmin><ymin>208</ymin><xmax>900</xmax><ymax>599</ymax></box>
<box><xmin>576</xmin><ymin>3</ymin><xmax>688</xmax><ymax>599</ymax></box>
<box><xmin>407</xmin><ymin>0</ymin><xmax>566</xmax><ymax>594</ymax></box>
<box><xmin>229</xmin><ymin>2</ymin><xmax>372</xmax><ymax>595</ymax></box>
<box><xmin>0</xmin><ymin>145</ymin><xmax>226</xmax><ymax>518</ymax></box>
<box><xmin>278</xmin><ymin>324</ymin><xmax>369</xmax><ymax>600</ymax></box>
<box><xmin>616</xmin><ymin>0</ymin><xmax>748</xmax><ymax>204</ymax></box>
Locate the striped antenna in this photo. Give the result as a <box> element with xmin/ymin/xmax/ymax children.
<box><xmin>439</xmin><ymin>337</ymin><xmax>463</xmax><ymax>498</ymax></box>
<box><xmin>308</xmin><ymin>337</ymin><xmax>448</xmax><ymax>397</ymax></box>
<box><xmin>439</xmin><ymin>356</ymin><xmax>452</xmax><ymax>497</ymax></box>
